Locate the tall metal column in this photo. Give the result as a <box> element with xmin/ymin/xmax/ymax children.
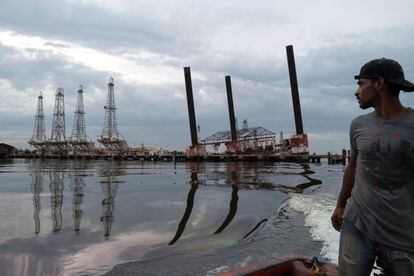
<box><xmin>286</xmin><ymin>45</ymin><xmax>304</xmax><ymax>135</ymax></box>
<box><xmin>225</xmin><ymin>76</ymin><xmax>237</xmax><ymax>141</ymax></box>
<box><xmin>184</xmin><ymin>67</ymin><xmax>198</xmax><ymax>146</ymax></box>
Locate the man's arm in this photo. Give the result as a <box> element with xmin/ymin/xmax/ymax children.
<box><xmin>331</xmin><ymin>157</ymin><xmax>356</xmax><ymax>232</ymax></box>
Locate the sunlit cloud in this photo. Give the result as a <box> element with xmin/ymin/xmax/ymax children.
<box><xmin>0</xmin><ymin>31</ymin><xmax>187</xmax><ymax>86</ymax></box>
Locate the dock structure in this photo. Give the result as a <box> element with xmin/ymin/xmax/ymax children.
<box><xmin>327</xmin><ymin>150</ymin><xmax>347</xmax><ymax>165</ymax></box>
<box><xmin>17</xmin><ymin>151</ymin><xmax>321</xmax><ymax>163</ymax></box>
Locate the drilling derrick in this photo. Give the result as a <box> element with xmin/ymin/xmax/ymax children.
<box><xmin>98</xmin><ymin>77</ymin><xmax>127</xmax><ymax>153</ymax></box>
<box><xmin>48</xmin><ymin>87</ymin><xmax>68</xmax><ymax>154</ymax></box>
<box><xmin>69</xmin><ymin>85</ymin><xmax>94</xmax><ymax>153</ymax></box>
<box><xmin>29</xmin><ymin>92</ymin><xmax>47</xmax><ymax>151</ymax></box>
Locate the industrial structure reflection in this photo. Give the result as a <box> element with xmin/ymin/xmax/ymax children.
<box><xmin>168</xmin><ymin>168</ymin><xmax>200</xmax><ymax>245</ymax></box>
<box><xmin>214</xmin><ymin>163</ymin><xmax>240</xmax><ymax>234</ymax></box>
<box><xmin>28</xmin><ymin>160</ymin><xmax>95</xmax><ymax>235</ymax></box>
<box><xmin>168</xmin><ymin>161</ymin><xmax>324</xmax><ymax>244</ymax></box>
<box><xmin>99</xmin><ymin>161</ymin><xmax>125</xmax><ymax>239</ymax></box>
<box><xmin>49</xmin><ymin>166</ymin><xmax>64</xmax><ymax>233</ymax></box>
<box><xmin>30</xmin><ymin>160</ymin><xmax>44</xmax><ymax>234</ymax></box>
<box><xmin>69</xmin><ymin>162</ymin><xmax>87</xmax><ymax>234</ymax></box>
<box><xmin>295</xmin><ymin>164</ymin><xmax>322</xmax><ymax>191</ymax></box>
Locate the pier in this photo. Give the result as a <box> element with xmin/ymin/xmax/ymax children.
<box><xmin>14</xmin><ymin>152</ymin><xmax>321</xmax><ymax>163</ymax></box>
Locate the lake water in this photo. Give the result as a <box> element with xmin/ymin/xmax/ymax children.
<box><xmin>0</xmin><ymin>158</ymin><xmax>344</xmax><ymax>275</ymax></box>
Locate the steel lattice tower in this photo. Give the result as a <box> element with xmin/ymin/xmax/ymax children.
<box><xmin>29</xmin><ymin>92</ymin><xmax>47</xmax><ymax>147</ymax></box>
<box><xmin>70</xmin><ymin>85</ymin><xmax>87</xmax><ymax>142</ymax></box>
<box><xmin>50</xmin><ymin>87</ymin><xmax>66</xmax><ymax>143</ymax></box>
<box><xmin>98</xmin><ymin>77</ymin><xmax>127</xmax><ymax>151</ymax></box>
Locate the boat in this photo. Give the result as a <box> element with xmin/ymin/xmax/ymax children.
<box><xmin>217</xmin><ymin>256</ymin><xmax>338</xmax><ymax>276</ymax></box>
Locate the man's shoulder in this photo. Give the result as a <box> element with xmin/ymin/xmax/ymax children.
<box><xmin>351</xmin><ymin>112</ymin><xmax>375</xmax><ymax>126</ymax></box>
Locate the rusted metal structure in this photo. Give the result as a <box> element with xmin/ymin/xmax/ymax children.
<box><xmin>46</xmin><ymin>87</ymin><xmax>69</xmax><ymax>155</ymax></box>
<box><xmin>184</xmin><ymin>67</ymin><xmax>198</xmax><ymax>147</ymax></box>
<box><xmin>184</xmin><ymin>67</ymin><xmax>207</xmax><ymax>157</ymax></box>
<box><xmin>286</xmin><ymin>45</ymin><xmax>304</xmax><ymax>136</ymax></box>
<box><xmin>201</xmin><ymin>126</ymin><xmax>277</xmax><ymax>153</ymax></box>
<box><xmin>191</xmin><ymin>45</ymin><xmax>310</xmax><ymax>156</ymax></box>
<box><xmin>29</xmin><ymin>92</ymin><xmax>47</xmax><ymax>151</ymax></box>
<box><xmin>98</xmin><ymin>77</ymin><xmax>127</xmax><ymax>153</ymax></box>
<box><xmin>69</xmin><ymin>85</ymin><xmax>94</xmax><ymax>154</ymax></box>
<box><xmin>28</xmin><ymin>79</ymin><xmax>129</xmax><ymax>156</ymax></box>
<box><xmin>285</xmin><ymin>45</ymin><xmax>309</xmax><ymax>155</ymax></box>
<box><xmin>225</xmin><ymin>76</ymin><xmax>239</xmax><ymax>153</ymax></box>
<box><xmin>225</xmin><ymin>76</ymin><xmax>237</xmax><ymax>142</ymax></box>
<box><xmin>50</xmin><ymin>88</ymin><xmax>67</xmax><ymax>143</ymax></box>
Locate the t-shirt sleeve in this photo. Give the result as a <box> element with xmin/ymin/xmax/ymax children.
<box><xmin>349</xmin><ymin>119</ymin><xmax>358</xmax><ymax>159</ymax></box>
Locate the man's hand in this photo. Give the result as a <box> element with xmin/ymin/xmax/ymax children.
<box><xmin>331</xmin><ymin>206</ymin><xmax>344</xmax><ymax>232</ymax></box>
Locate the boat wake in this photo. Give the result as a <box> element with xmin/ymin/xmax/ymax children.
<box><xmin>287</xmin><ymin>192</ymin><xmax>339</xmax><ymax>263</ymax></box>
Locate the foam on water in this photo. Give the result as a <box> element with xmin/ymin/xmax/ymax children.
<box><xmin>287</xmin><ymin>193</ymin><xmax>340</xmax><ymax>263</ymax></box>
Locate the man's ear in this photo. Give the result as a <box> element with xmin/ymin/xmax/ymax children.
<box><xmin>376</xmin><ymin>77</ymin><xmax>386</xmax><ymax>90</ymax></box>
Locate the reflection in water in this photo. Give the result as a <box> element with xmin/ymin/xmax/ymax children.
<box><xmin>99</xmin><ymin>161</ymin><xmax>124</xmax><ymax>239</ymax></box>
<box><xmin>69</xmin><ymin>168</ymin><xmax>86</xmax><ymax>234</ymax></box>
<box><xmin>30</xmin><ymin>161</ymin><xmax>44</xmax><ymax>234</ymax></box>
<box><xmin>214</xmin><ymin>184</ymin><xmax>239</xmax><ymax>234</ymax></box>
<box><xmin>214</xmin><ymin>163</ymin><xmax>240</xmax><ymax>234</ymax></box>
<box><xmin>241</xmin><ymin>218</ymin><xmax>268</xmax><ymax>240</ymax></box>
<box><xmin>296</xmin><ymin>164</ymin><xmax>322</xmax><ymax>191</ymax></box>
<box><xmin>168</xmin><ymin>161</ymin><xmax>324</xmax><ymax>245</ymax></box>
<box><xmin>49</xmin><ymin>169</ymin><xmax>64</xmax><ymax>233</ymax></box>
<box><xmin>168</xmin><ymin>171</ymin><xmax>199</xmax><ymax>245</ymax></box>
<box><xmin>1</xmin><ymin>159</ymin><xmax>330</xmax><ymax>275</ymax></box>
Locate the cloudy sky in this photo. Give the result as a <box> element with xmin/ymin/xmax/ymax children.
<box><xmin>1</xmin><ymin>0</ymin><xmax>414</xmax><ymax>153</ymax></box>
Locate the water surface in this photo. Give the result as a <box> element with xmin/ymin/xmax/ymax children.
<box><xmin>0</xmin><ymin>159</ymin><xmax>328</xmax><ymax>275</ymax></box>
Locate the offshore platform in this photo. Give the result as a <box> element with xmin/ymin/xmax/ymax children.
<box><xmin>27</xmin><ymin>45</ymin><xmax>315</xmax><ymax>162</ymax></box>
<box><xmin>183</xmin><ymin>45</ymin><xmax>310</xmax><ymax>161</ymax></box>
<box><xmin>29</xmin><ymin>78</ymin><xmax>128</xmax><ymax>157</ymax></box>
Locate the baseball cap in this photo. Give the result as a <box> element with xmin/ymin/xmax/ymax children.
<box><xmin>354</xmin><ymin>58</ymin><xmax>414</xmax><ymax>92</ymax></box>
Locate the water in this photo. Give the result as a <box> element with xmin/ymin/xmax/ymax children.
<box><xmin>0</xmin><ymin>159</ymin><xmax>343</xmax><ymax>276</ymax></box>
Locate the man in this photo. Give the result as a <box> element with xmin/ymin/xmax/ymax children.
<box><xmin>331</xmin><ymin>58</ymin><xmax>414</xmax><ymax>276</ymax></box>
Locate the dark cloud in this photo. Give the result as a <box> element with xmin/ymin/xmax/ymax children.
<box><xmin>1</xmin><ymin>1</ymin><xmax>414</xmax><ymax>153</ymax></box>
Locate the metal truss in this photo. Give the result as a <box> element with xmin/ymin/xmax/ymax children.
<box><xmin>201</xmin><ymin>127</ymin><xmax>276</xmax><ymax>145</ymax></box>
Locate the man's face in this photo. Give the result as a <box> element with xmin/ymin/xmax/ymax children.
<box><xmin>354</xmin><ymin>78</ymin><xmax>379</xmax><ymax>109</ymax></box>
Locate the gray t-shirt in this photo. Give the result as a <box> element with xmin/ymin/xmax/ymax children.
<box><xmin>343</xmin><ymin>109</ymin><xmax>414</xmax><ymax>252</ymax></box>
